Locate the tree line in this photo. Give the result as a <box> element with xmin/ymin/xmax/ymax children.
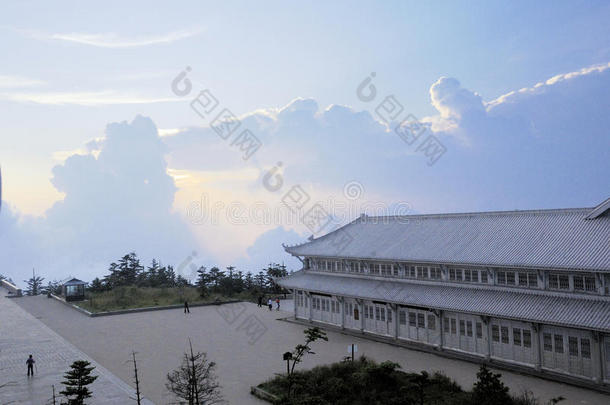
<box><xmin>86</xmin><ymin>252</ymin><xmax>290</xmax><ymax>297</ymax></box>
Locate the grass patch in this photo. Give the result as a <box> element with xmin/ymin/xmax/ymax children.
<box><xmin>76</xmin><ymin>286</ymin><xmax>258</xmax><ymax>313</ymax></box>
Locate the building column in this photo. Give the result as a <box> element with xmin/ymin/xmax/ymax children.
<box><xmin>392</xmin><ymin>304</ymin><xmax>399</xmax><ymax>340</ymax></box>
<box><xmin>439</xmin><ymin>310</ymin><xmax>445</xmax><ymax>351</ymax></box>
<box><xmin>594</xmin><ymin>332</ymin><xmax>603</xmax><ymax>383</ymax></box>
<box><xmin>339</xmin><ymin>296</ymin><xmax>345</xmax><ymax>330</ymax></box>
<box><xmin>293</xmin><ymin>289</ymin><xmax>298</xmax><ymax>320</ymax></box>
<box><xmin>532</xmin><ymin>323</ymin><xmax>542</xmax><ymax>371</ymax></box>
<box><xmin>306</xmin><ymin>292</ymin><xmax>313</xmax><ymax>322</ymax></box>
<box><xmin>484</xmin><ymin>316</ymin><xmax>492</xmax><ymax>360</ymax></box>
<box><xmin>602</xmin><ymin>334</ymin><xmax>608</xmax><ymax>382</ymax></box>
<box><xmin>356</xmin><ymin>299</ymin><xmax>364</xmax><ymax>333</ymax></box>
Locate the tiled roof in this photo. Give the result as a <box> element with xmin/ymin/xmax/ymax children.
<box><xmin>285</xmin><ymin>206</ymin><xmax>610</xmax><ymax>271</ymax></box>
<box><xmin>278</xmin><ymin>271</ymin><xmax>610</xmax><ymax>332</ymax></box>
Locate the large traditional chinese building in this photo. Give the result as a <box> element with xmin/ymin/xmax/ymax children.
<box><xmin>278</xmin><ymin>198</ymin><xmax>610</xmax><ymax>387</ymax></box>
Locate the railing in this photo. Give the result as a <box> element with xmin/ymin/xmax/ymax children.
<box><xmin>1</xmin><ymin>279</ymin><xmax>22</xmax><ymax>296</ymax></box>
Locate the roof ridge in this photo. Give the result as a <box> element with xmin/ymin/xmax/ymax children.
<box><xmin>364</xmin><ymin>207</ymin><xmax>592</xmax><ymax>220</ymax></box>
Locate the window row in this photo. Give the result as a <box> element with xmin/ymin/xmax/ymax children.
<box><xmin>491</xmin><ymin>324</ymin><xmax>532</xmax><ymax>348</ymax></box>
<box><xmin>497</xmin><ymin>270</ymin><xmax>538</xmax><ymax>288</ymax></box>
<box><xmin>307</xmin><ymin>259</ymin><xmax>604</xmax><ymax>294</ymax></box>
<box><xmin>543</xmin><ymin>333</ymin><xmax>591</xmax><ymax>358</ymax></box>
<box><xmin>449</xmin><ymin>268</ymin><xmax>489</xmax><ymax>284</ymax></box>
<box><xmin>548</xmin><ymin>273</ymin><xmax>596</xmax><ymax>292</ymax></box>
<box><xmin>363</xmin><ymin>304</ymin><xmax>392</xmax><ymax>322</ymax></box>
<box><xmin>311</xmin><ymin>296</ymin><xmax>340</xmax><ymax>313</ymax></box>
<box><xmin>402</xmin><ymin>310</ymin><xmax>436</xmax><ymax>330</ymax></box>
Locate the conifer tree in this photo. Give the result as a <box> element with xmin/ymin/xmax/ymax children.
<box><xmin>60</xmin><ymin>360</ymin><xmax>98</xmax><ymax>405</ymax></box>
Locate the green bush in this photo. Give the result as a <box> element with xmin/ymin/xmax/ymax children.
<box><xmin>259</xmin><ymin>359</ymin><xmax>554</xmax><ymax>405</ymax></box>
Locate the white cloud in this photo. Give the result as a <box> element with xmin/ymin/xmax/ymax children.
<box><xmin>3</xmin><ymin>61</ymin><xmax>609</xmax><ymax>282</ymax></box>
<box><xmin>25</xmin><ymin>28</ymin><xmax>203</xmax><ymax>48</ymax></box>
<box><xmin>158</xmin><ymin>128</ymin><xmax>184</xmax><ymax>137</ymax></box>
<box><xmin>0</xmin><ymin>90</ymin><xmax>180</xmax><ymax>106</ymax></box>
<box><xmin>0</xmin><ymin>74</ymin><xmax>44</xmax><ymax>88</ymax></box>
<box><xmin>1</xmin><ymin>116</ymin><xmax>201</xmax><ymax>281</ymax></box>
<box><xmin>486</xmin><ymin>62</ymin><xmax>610</xmax><ymax>109</ymax></box>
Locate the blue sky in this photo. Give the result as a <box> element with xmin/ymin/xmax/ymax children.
<box><xmin>0</xmin><ymin>1</ymin><xmax>609</xmax><ymax>281</ymax></box>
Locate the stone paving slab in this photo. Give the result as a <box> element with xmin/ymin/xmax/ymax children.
<box><xmin>12</xmin><ymin>295</ymin><xmax>610</xmax><ymax>405</ymax></box>
<box><xmin>0</xmin><ymin>289</ymin><xmax>154</xmax><ymax>404</ymax></box>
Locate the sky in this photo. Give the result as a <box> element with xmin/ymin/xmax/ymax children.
<box><xmin>0</xmin><ymin>0</ymin><xmax>609</xmax><ymax>283</ymax></box>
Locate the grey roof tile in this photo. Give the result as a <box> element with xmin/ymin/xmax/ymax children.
<box><xmin>285</xmin><ymin>207</ymin><xmax>610</xmax><ymax>271</ymax></box>
<box><xmin>279</xmin><ymin>272</ymin><xmax>610</xmax><ymax>332</ymax></box>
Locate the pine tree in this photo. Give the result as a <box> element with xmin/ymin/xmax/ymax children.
<box><xmin>196</xmin><ymin>266</ymin><xmax>210</xmax><ymax>297</ymax></box>
<box><xmin>471</xmin><ymin>365</ymin><xmax>511</xmax><ymax>405</ymax></box>
<box><xmin>24</xmin><ymin>269</ymin><xmax>44</xmax><ymax>296</ymax></box>
<box><xmin>60</xmin><ymin>360</ymin><xmax>98</xmax><ymax>405</ymax></box>
<box><xmin>244</xmin><ymin>272</ymin><xmax>254</xmax><ymax>290</ymax></box>
<box><xmin>255</xmin><ymin>271</ymin><xmax>267</xmax><ymax>291</ymax></box>
<box><xmin>208</xmin><ymin>267</ymin><xmax>224</xmax><ymax>292</ymax></box>
<box><xmin>88</xmin><ymin>278</ymin><xmax>105</xmax><ymax>293</ymax></box>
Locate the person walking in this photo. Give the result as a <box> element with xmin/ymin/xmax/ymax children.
<box><xmin>267</xmin><ymin>298</ymin><xmax>273</xmax><ymax>311</ymax></box>
<box><xmin>275</xmin><ymin>297</ymin><xmax>280</xmax><ymax>311</ymax></box>
<box><xmin>184</xmin><ymin>300</ymin><xmax>190</xmax><ymax>314</ymax></box>
<box><xmin>257</xmin><ymin>295</ymin><xmax>263</xmax><ymax>308</ymax></box>
<box><xmin>26</xmin><ymin>355</ymin><xmax>35</xmax><ymax>377</ymax></box>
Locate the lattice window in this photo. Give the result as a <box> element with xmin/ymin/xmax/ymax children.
<box><xmin>543</xmin><ymin>333</ymin><xmax>552</xmax><ymax>351</ymax></box>
<box><xmin>523</xmin><ymin>330</ymin><xmax>531</xmax><ymax>348</ymax></box>
<box><xmin>409</xmin><ymin>312</ymin><xmax>416</xmax><ymax>327</ymax></box>
<box><xmin>581</xmin><ymin>338</ymin><xmax>591</xmax><ymax>359</ymax></box>
<box><xmin>492</xmin><ymin>325</ymin><xmax>500</xmax><ymax>342</ymax></box>
<box><xmin>399</xmin><ymin>310</ymin><xmax>407</xmax><ymax>325</ymax></box>
<box><xmin>585</xmin><ymin>276</ymin><xmax>596</xmax><ymax>291</ymax></box>
<box><xmin>513</xmin><ymin>328</ymin><xmax>522</xmax><ymax>346</ymax></box>
<box><xmin>568</xmin><ymin>336</ymin><xmax>578</xmax><ymax>356</ymax></box>
<box><xmin>476</xmin><ymin>322</ymin><xmax>483</xmax><ymax>339</ymax></box>
<box><xmin>501</xmin><ymin>326</ymin><xmax>509</xmax><ymax>344</ymax></box>
<box><xmin>554</xmin><ymin>334</ymin><xmax>564</xmax><ymax>353</ymax></box>
<box><xmin>427</xmin><ymin>314</ymin><xmax>436</xmax><ymax>330</ymax></box>
<box><xmin>417</xmin><ymin>313</ymin><xmax>425</xmax><ymax>328</ymax></box>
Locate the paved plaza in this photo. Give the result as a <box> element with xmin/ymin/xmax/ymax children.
<box><xmin>0</xmin><ymin>289</ymin><xmax>153</xmax><ymax>404</ymax></box>
<box><xmin>4</xmin><ymin>293</ymin><xmax>609</xmax><ymax>405</ymax></box>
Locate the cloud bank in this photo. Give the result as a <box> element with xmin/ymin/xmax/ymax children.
<box><xmin>1</xmin><ymin>62</ymin><xmax>608</xmax><ymax>283</ymax></box>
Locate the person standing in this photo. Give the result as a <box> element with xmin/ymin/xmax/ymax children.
<box><xmin>184</xmin><ymin>300</ymin><xmax>190</xmax><ymax>314</ymax></box>
<box><xmin>257</xmin><ymin>295</ymin><xmax>263</xmax><ymax>308</ymax></box>
<box><xmin>26</xmin><ymin>355</ymin><xmax>35</xmax><ymax>377</ymax></box>
<box><xmin>275</xmin><ymin>297</ymin><xmax>280</xmax><ymax>311</ymax></box>
<box><xmin>267</xmin><ymin>298</ymin><xmax>273</xmax><ymax>311</ymax></box>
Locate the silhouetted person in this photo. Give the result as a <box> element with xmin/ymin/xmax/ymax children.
<box><xmin>276</xmin><ymin>297</ymin><xmax>280</xmax><ymax>311</ymax></box>
<box><xmin>184</xmin><ymin>300</ymin><xmax>190</xmax><ymax>314</ymax></box>
<box><xmin>26</xmin><ymin>355</ymin><xmax>35</xmax><ymax>377</ymax></box>
<box><xmin>257</xmin><ymin>295</ymin><xmax>263</xmax><ymax>307</ymax></box>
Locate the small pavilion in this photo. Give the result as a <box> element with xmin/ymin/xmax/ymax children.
<box><xmin>61</xmin><ymin>278</ymin><xmax>87</xmax><ymax>301</ymax></box>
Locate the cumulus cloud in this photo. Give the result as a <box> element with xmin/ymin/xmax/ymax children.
<box><xmin>3</xmin><ymin>62</ymin><xmax>609</xmax><ymax>283</ymax></box>
<box><xmin>1</xmin><ymin>116</ymin><xmax>201</xmax><ymax>281</ymax></box>
<box><xmin>234</xmin><ymin>226</ymin><xmax>305</xmax><ymax>272</ymax></box>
